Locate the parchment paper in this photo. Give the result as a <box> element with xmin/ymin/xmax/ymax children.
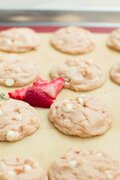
<box><xmin>0</xmin><ymin>33</ymin><xmax>120</xmax><ymax>171</ymax></box>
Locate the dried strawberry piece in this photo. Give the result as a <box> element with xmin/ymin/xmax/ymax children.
<box><xmin>33</xmin><ymin>77</ymin><xmax>48</xmax><ymax>86</ymax></box>
<box><xmin>8</xmin><ymin>77</ymin><xmax>64</xmax><ymax>108</ymax></box>
<box><xmin>8</xmin><ymin>87</ymin><xmax>28</xmax><ymax>100</ymax></box>
<box><xmin>9</xmin><ymin>86</ymin><xmax>53</xmax><ymax>108</ymax></box>
<box><xmin>33</xmin><ymin>77</ymin><xmax>64</xmax><ymax>99</ymax></box>
<box><xmin>24</xmin><ymin>86</ymin><xmax>53</xmax><ymax>108</ymax></box>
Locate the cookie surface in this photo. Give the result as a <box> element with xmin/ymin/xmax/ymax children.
<box><xmin>107</xmin><ymin>29</ymin><xmax>120</xmax><ymax>51</ymax></box>
<box><xmin>0</xmin><ymin>27</ymin><xmax>39</xmax><ymax>53</ymax></box>
<box><xmin>49</xmin><ymin>150</ymin><xmax>120</xmax><ymax>180</ymax></box>
<box><xmin>50</xmin><ymin>26</ymin><xmax>95</xmax><ymax>54</ymax></box>
<box><xmin>0</xmin><ymin>54</ymin><xmax>38</xmax><ymax>87</ymax></box>
<box><xmin>110</xmin><ymin>62</ymin><xmax>120</xmax><ymax>85</ymax></box>
<box><xmin>50</xmin><ymin>58</ymin><xmax>105</xmax><ymax>91</ymax></box>
<box><xmin>48</xmin><ymin>96</ymin><xmax>112</xmax><ymax>137</ymax></box>
<box><xmin>0</xmin><ymin>98</ymin><xmax>40</xmax><ymax>142</ymax></box>
<box><xmin>0</xmin><ymin>157</ymin><xmax>48</xmax><ymax>180</ymax></box>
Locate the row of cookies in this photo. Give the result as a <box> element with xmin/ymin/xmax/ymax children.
<box><xmin>50</xmin><ymin>57</ymin><xmax>120</xmax><ymax>91</ymax></box>
<box><xmin>50</xmin><ymin>26</ymin><xmax>120</xmax><ymax>54</ymax></box>
<box><xmin>0</xmin><ymin>27</ymin><xmax>120</xmax><ymax>54</ymax></box>
<box><xmin>1</xmin><ymin>149</ymin><xmax>120</xmax><ymax>179</ymax></box>
<box><xmin>0</xmin><ymin>55</ymin><xmax>117</xmax><ymax>140</ymax></box>
<box><xmin>0</xmin><ymin>54</ymin><xmax>120</xmax><ymax>90</ymax></box>
<box><xmin>0</xmin><ymin>95</ymin><xmax>112</xmax><ymax>142</ymax></box>
<box><xmin>0</xmin><ymin>95</ymin><xmax>119</xmax><ymax>179</ymax></box>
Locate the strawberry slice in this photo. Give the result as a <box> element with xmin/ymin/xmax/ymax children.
<box><xmin>24</xmin><ymin>86</ymin><xmax>53</xmax><ymax>108</ymax></box>
<box><xmin>8</xmin><ymin>77</ymin><xmax>64</xmax><ymax>108</ymax></box>
<box><xmin>33</xmin><ymin>77</ymin><xmax>48</xmax><ymax>86</ymax></box>
<box><xmin>8</xmin><ymin>87</ymin><xmax>28</xmax><ymax>100</ymax></box>
<box><xmin>9</xmin><ymin>86</ymin><xmax>53</xmax><ymax>108</ymax></box>
<box><xmin>33</xmin><ymin>77</ymin><xmax>64</xmax><ymax>99</ymax></box>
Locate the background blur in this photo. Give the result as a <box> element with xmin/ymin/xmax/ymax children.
<box><xmin>0</xmin><ymin>0</ymin><xmax>120</xmax><ymax>10</ymax></box>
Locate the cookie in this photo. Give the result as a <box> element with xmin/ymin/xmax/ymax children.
<box><xmin>0</xmin><ymin>157</ymin><xmax>48</xmax><ymax>180</ymax></box>
<box><xmin>48</xmin><ymin>149</ymin><xmax>120</xmax><ymax>180</ymax></box>
<box><xmin>50</xmin><ymin>58</ymin><xmax>105</xmax><ymax>91</ymax></box>
<box><xmin>0</xmin><ymin>98</ymin><xmax>40</xmax><ymax>142</ymax></box>
<box><xmin>48</xmin><ymin>96</ymin><xmax>112</xmax><ymax>137</ymax></box>
<box><xmin>50</xmin><ymin>26</ymin><xmax>95</xmax><ymax>55</ymax></box>
<box><xmin>107</xmin><ymin>29</ymin><xmax>120</xmax><ymax>51</ymax></box>
<box><xmin>110</xmin><ymin>62</ymin><xmax>120</xmax><ymax>85</ymax></box>
<box><xmin>0</xmin><ymin>54</ymin><xmax>38</xmax><ymax>87</ymax></box>
<box><xmin>0</xmin><ymin>27</ymin><xmax>39</xmax><ymax>53</ymax></box>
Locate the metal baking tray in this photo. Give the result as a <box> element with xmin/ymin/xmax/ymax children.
<box><xmin>0</xmin><ymin>9</ymin><xmax>120</xmax><ymax>28</ymax></box>
<box><xmin>0</xmin><ymin>8</ymin><xmax>120</xmax><ymax>172</ymax></box>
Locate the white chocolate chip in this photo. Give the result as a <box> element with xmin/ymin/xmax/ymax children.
<box><xmin>95</xmin><ymin>153</ymin><xmax>103</xmax><ymax>158</ymax></box>
<box><xmin>94</xmin><ymin>76</ymin><xmax>99</xmax><ymax>82</ymax></box>
<box><xmin>15</xmin><ymin>114</ymin><xmax>22</xmax><ymax>121</ymax></box>
<box><xmin>69</xmin><ymin>66</ymin><xmax>77</xmax><ymax>74</ymax></box>
<box><xmin>77</xmin><ymin>97</ymin><xmax>84</xmax><ymax>105</ymax></box>
<box><xmin>24</xmin><ymin>164</ymin><xmax>32</xmax><ymax>171</ymax></box>
<box><xmin>69</xmin><ymin>160</ymin><xmax>77</xmax><ymax>167</ymax></box>
<box><xmin>8</xmin><ymin>170</ymin><xmax>15</xmax><ymax>176</ymax></box>
<box><xmin>105</xmin><ymin>171</ymin><xmax>113</xmax><ymax>179</ymax></box>
<box><xmin>6</xmin><ymin>130</ymin><xmax>20</xmax><ymax>141</ymax></box>
<box><xmin>0</xmin><ymin>110</ymin><xmax>3</xmax><ymax>117</ymax></box>
<box><xmin>5</xmin><ymin>79</ymin><xmax>15</xmax><ymax>87</ymax></box>
<box><xmin>61</xmin><ymin>100</ymin><xmax>73</xmax><ymax>113</ymax></box>
<box><xmin>6</xmin><ymin>39</ymin><xmax>12</xmax><ymax>45</ymax></box>
<box><xmin>53</xmin><ymin>73</ymin><xmax>59</xmax><ymax>79</ymax></box>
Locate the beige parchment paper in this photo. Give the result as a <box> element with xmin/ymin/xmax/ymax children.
<box><xmin>0</xmin><ymin>32</ymin><xmax>120</xmax><ymax>171</ymax></box>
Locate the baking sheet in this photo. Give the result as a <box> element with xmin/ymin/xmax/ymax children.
<box><xmin>0</xmin><ymin>10</ymin><xmax>120</xmax><ymax>28</ymax></box>
<box><xmin>0</xmin><ymin>31</ymin><xmax>120</xmax><ymax>171</ymax></box>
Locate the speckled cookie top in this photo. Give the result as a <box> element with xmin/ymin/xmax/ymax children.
<box><xmin>0</xmin><ymin>157</ymin><xmax>48</xmax><ymax>180</ymax></box>
<box><xmin>107</xmin><ymin>28</ymin><xmax>120</xmax><ymax>51</ymax></box>
<box><xmin>110</xmin><ymin>62</ymin><xmax>120</xmax><ymax>85</ymax></box>
<box><xmin>49</xmin><ymin>150</ymin><xmax>120</xmax><ymax>180</ymax></box>
<box><xmin>0</xmin><ymin>98</ymin><xmax>40</xmax><ymax>142</ymax></box>
<box><xmin>48</xmin><ymin>96</ymin><xmax>112</xmax><ymax>137</ymax></box>
<box><xmin>0</xmin><ymin>54</ymin><xmax>38</xmax><ymax>87</ymax></box>
<box><xmin>0</xmin><ymin>27</ymin><xmax>39</xmax><ymax>52</ymax></box>
<box><xmin>50</xmin><ymin>26</ymin><xmax>95</xmax><ymax>54</ymax></box>
<box><xmin>50</xmin><ymin>58</ymin><xmax>105</xmax><ymax>91</ymax></box>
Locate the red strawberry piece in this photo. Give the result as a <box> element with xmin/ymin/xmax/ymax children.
<box><xmin>33</xmin><ymin>77</ymin><xmax>48</xmax><ymax>86</ymax></box>
<box><xmin>33</xmin><ymin>77</ymin><xmax>64</xmax><ymax>99</ymax></box>
<box><xmin>8</xmin><ymin>77</ymin><xmax>64</xmax><ymax>108</ymax></box>
<box><xmin>24</xmin><ymin>86</ymin><xmax>53</xmax><ymax>108</ymax></box>
<box><xmin>8</xmin><ymin>87</ymin><xmax>28</xmax><ymax>100</ymax></box>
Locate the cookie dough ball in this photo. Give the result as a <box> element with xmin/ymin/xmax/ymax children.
<box><xmin>49</xmin><ymin>150</ymin><xmax>120</xmax><ymax>180</ymax></box>
<box><xmin>0</xmin><ymin>27</ymin><xmax>39</xmax><ymax>53</ymax></box>
<box><xmin>0</xmin><ymin>157</ymin><xmax>48</xmax><ymax>180</ymax></box>
<box><xmin>50</xmin><ymin>26</ymin><xmax>95</xmax><ymax>55</ymax></box>
<box><xmin>0</xmin><ymin>98</ymin><xmax>40</xmax><ymax>142</ymax></box>
<box><xmin>50</xmin><ymin>58</ymin><xmax>105</xmax><ymax>91</ymax></box>
<box><xmin>48</xmin><ymin>96</ymin><xmax>112</xmax><ymax>137</ymax></box>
